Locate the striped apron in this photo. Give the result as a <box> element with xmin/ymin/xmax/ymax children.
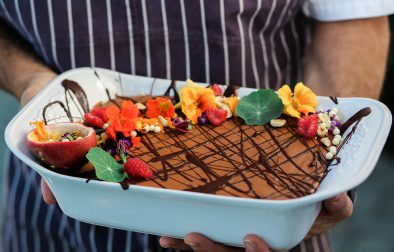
<box><xmin>0</xmin><ymin>0</ymin><xmax>331</xmax><ymax>251</ymax></box>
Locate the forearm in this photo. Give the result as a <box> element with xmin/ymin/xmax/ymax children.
<box><xmin>304</xmin><ymin>17</ymin><xmax>390</xmax><ymax>99</ymax></box>
<box><xmin>0</xmin><ymin>19</ymin><xmax>56</xmax><ymax>101</ymax></box>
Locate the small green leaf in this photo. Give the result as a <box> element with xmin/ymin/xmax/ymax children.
<box><xmin>235</xmin><ymin>89</ymin><xmax>284</xmax><ymax>125</ymax></box>
<box><xmin>86</xmin><ymin>147</ymin><xmax>127</xmax><ymax>182</ymax></box>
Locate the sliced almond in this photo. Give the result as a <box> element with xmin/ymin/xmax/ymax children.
<box><xmin>135</xmin><ymin>102</ymin><xmax>146</xmax><ymax>110</ymax></box>
<box><xmin>270</xmin><ymin>119</ymin><xmax>286</xmax><ymax>128</ymax></box>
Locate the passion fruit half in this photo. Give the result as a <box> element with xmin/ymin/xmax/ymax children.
<box><xmin>27</xmin><ymin>122</ymin><xmax>97</xmax><ymax>170</ymax></box>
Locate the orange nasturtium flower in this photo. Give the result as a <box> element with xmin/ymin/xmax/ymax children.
<box><xmin>146</xmin><ymin>97</ymin><xmax>175</xmax><ymax>119</ymax></box>
<box><xmin>277</xmin><ymin>82</ymin><xmax>317</xmax><ymax>118</ymax></box>
<box><xmin>179</xmin><ymin>80</ymin><xmax>217</xmax><ymax>124</ymax></box>
<box><xmin>105</xmin><ymin>100</ymin><xmax>140</xmax><ymax>139</ymax></box>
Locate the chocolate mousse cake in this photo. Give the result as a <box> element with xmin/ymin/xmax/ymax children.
<box><xmin>130</xmin><ymin>117</ymin><xmax>328</xmax><ymax>200</ymax></box>
<box><xmin>35</xmin><ymin>78</ymin><xmax>370</xmax><ymax>200</ymax></box>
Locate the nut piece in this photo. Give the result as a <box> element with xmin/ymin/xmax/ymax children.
<box><xmin>332</xmin><ymin>135</ymin><xmax>342</xmax><ymax>146</ymax></box>
<box><xmin>329</xmin><ymin>146</ymin><xmax>337</xmax><ymax>155</ymax></box>
<box><xmin>158</xmin><ymin>116</ymin><xmax>168</xmax><ymax>127</ymax></box>
<box><xmin>270</xmin><ymin>119</ymin><xmax>286</xmax><ymax>128</ymax></box>
<box><xmin>320</xmin><ymin>137</ymin><xmax>331</xmax><ymax>147</ymax></box>
<box><xmin>153</xmin><ymin>125</ymin><xmax>161</xmax><ymax>133</ymax></box>
<box><xmin>135</xmin><ymin>103</ymin><xmax>146</xmax><ymax>110</ymax></box>
<box><xmin>333</xmin><ymin>127</ymin><xmax>340</xmax><ymax>135</ymax></box>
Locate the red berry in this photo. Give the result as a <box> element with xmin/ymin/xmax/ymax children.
<box><xmin>124</xmin><ymin>158</ymin><xmax>153</xmax><ymax>179</ymax></box>
<box><xmin>90</xmin><ymin>108</ymin><xmax>109</xmax><ymax>122</ymax></box>
<box><xmin>211</xmin><ymin>84</ymin><xmax>222</xmax><ymax>96</ymax></box>
<box><xmin>205</xmin><ymin>107</ymin><xmax>228</xmax><ymax>126</ymax></box>
<box><xmin>84</xmin><ymin>112</ymin><xmax>104</xmax><ymax>128</ymax></box>
<box><xmin>297</xmin><ymin>114</ymin><xmax>319</xmax><ymax>138</ymax></box>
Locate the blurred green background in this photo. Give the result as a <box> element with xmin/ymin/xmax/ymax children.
<box><xmin>1</xmin><ymin>16</ymin><xmax>394</xmax><ymax>252</ymax></box>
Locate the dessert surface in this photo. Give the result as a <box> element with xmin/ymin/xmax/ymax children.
<box><xmin>26</xmin><ymin>78</ymin><xmax>370</xmax><ymax>200</ymax></box>
<box><xmin>131</xmin><ymin>117</ymin><xmax>328</xmax><ymax>199</ymax></box>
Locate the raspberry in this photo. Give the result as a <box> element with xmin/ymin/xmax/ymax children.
<box><xmin>211</xmin><ymin>84</ymin><xmax>222</xmax><ymax>96</ymax></box>
<box><xmin>297</xmin><ymin>114</ymin><xmax>319</xmax><ymax>138</ymax></box>
<box><xmin>205</xmin><ymin>107</ymin><xmax>227</xmax><ymax>126</ymax></box>
<box><xmin>124</xmin><ymin>158</ymin><xmax>153</xmax><ymax>179</ymax></box>
<box><xmin>84</xmin><ymin>112</ymin><xmax>104</xmax><ymax>128</ymax></box>
<box><xmin>84</xmin><ymin>108</ymin><xmax>109</xmax><ymax>128</ymax></box>
<box><xmin>91</xmin><ymin>107</ymin><xmax>109</xmax><ymax>122</ymax></box>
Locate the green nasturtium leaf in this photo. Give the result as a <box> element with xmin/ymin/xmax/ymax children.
<box><xmin>235</xmin><ymin>89</ymin><xmax>284</xmax><ymax>125</ymax></box>
<box><xmin>86</xmin><ymin>147</ymin><xmax>127</xmax><ymax>182</ymax></box>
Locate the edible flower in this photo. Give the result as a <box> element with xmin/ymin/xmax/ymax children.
<box><xmin>179</xmin><ymin>80</ymin><xmax>216</xmax><ymax>124</ymax></box>
<box><xmin>224</xmin><ymin>96</ymin><xmax>239</xmax><ymax>117</ymax></box>
<box><xmin>173</xmin><ymin>118</ymin><xmax>191</xmax><ymax>133</ymax></box>
<box><xmin>105</xmin><ymin>100</ymin><xmax>140</xmax><ymax>139</ymax></box>
<box><xmin>146</xmin><ymin>97</ymin><xmax>175</xmax><ymax>119</ymax></box>
<box><xmin>277</xmin><ymin>83</ymin><xmax>317</xmax><ymax>118</ymax></box>
<box><xmin>116</xmin><ymin>137</ymin><xmax>131</xmax><ymax>163</ymax></box>
<box><xmin>197</xmin><ymin>113</ymin><xmax>209</xmax><ymax>125</ymax></box>
<box><xmin>30</xmin><ymin>121</ymin><xmax>49</xmax><ymax>141</ymax></box>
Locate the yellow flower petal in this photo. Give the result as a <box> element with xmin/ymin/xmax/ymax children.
<box><xmin>277</xmin><ymin>84</ymin><xmax>293</xmax><ymax>106</ymax></box>
<box><xmin>283</xmin><ymin>104</ymin><xmax>300</xmax><ymax>118</ymax></box>
<box><xmin>294</xmin><ymin>82</ymin><xmax>317</xmax><ymax>108</ymax></box>
<box><xmin>297</xmin><ymin>105</ymin><xmax>316</xmax><ymax>115</ymax></box>
<box><xmin>224</xmin><ymin>96</ymin><xmax>239</xmax><ymax>116</ymax></box>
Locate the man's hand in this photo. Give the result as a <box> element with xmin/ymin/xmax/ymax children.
<box><xmin>160</xmin><ymin>233</ymin><xmax>270</xmax><ymax>252</ymax></box>
<box><xmin>306</xmin><ymin>192</ymin><xmax>353</xmax><ymax>239</ymax></box>
<box><xmin>159</xmin><ymin>193</ymin><xmax>353</xmax><ymax>252</ymax></box>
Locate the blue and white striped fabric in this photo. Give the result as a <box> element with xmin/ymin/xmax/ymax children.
<box><xmin>4</xmin><ymin>0</ymin><xmax>387</xmax><ymax>251</ymax></box>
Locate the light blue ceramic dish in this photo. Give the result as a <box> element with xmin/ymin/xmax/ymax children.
<box><xmin>5</xmin><ymin>68</ymin><xmax>392</xmax><ymax>250</ymax></box>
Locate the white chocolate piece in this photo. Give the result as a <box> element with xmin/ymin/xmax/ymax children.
<box><xmin>332</xmin><ymin>107</ymin><xmax>339</xmax><ymax>114</ymax></box>
<box><xmin>102</xmin><ymin>123</ymin><xmax>109</xmax><ymax>130</ymax></box>
<box><xmin>328</xmin><ymin>111</ymin><xmax>336</xmax><ymax>118</ymax></box>
<box><xmin>143</xmin><ymin>125</ymin><xmax>150</xmax><ymax>132</ymax></box>
<box><xmin>326</xmin><ymin>152</ymin><xmax>334</xmax><ymax>160</ymax></box>
<box><xmin>149</xmin><ymin>125</ymin><xmax>155</xmax><ymax>131</ymax></box>
<box><xmin>131</xmin><ymin>131</ymin><xmax>138</xmax><ymax>137</ymax></box>
<box><xmin>329</xmin><ymin>146</ymin><xmax>337</xmax><ymax>155</ymax></box>
<box><xmin>317</xmin><ymin>127</ymin><xmax>328</xmax><ymax>137</ymax></box>
<box><xmin>270</xmin><ymin>119</ymin><xmax>286</xmax><ymax>128</ymax></box>
<box><xmin>332</xmin><ymin>137</ymin><xmax>341</xmax><ymax>146</ymax></box>
<box><xmin>153</xmin><ymin>125</ymin><xmax>161</xmax><ymax>133</ymax></box>
<box><xmin>333</xmin><ymin>127</ymin><xmax>340</xmax><ymax>135</ymax></box>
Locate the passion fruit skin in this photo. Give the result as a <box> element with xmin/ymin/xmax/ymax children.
<box><xmin>27</xmin><ymin>123</ymin><xmax>97</xmax><ymax>170</ymax></box>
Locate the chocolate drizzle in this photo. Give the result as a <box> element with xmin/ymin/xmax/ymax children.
<box><xmin>62</xmin><ymin>79</ymin><xmax>89</xmax><ymax>114</ymax></box>
<box><xmin>128</xmin><ymin>117</ymin><xmax>331</xmax><ymax>199</ymax></box>
<box><xmin>42</xmin><ymin>101</ymin><xmax>72</xmax><ymax>124</ymax></box>
<box><xmin>329</xmin><ymin>96</ymin><xmax>338</xmax><ymax>104</ymax></box>
<box><xmin>42</xmin><ymin>80</ymin><xmax>371</xmax><ymax>200</ymax></box>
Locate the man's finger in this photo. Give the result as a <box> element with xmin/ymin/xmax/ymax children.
<box><xmin>41</xmin><ymin>178</ymin><xmax>57</xmax><ymax>205</ymax></box>
<box><xmin>159</xmin><ymin>236</ymin><xmax>191</xmax><ymax>251</ymax></box>
<box><xmin>184</xmin><ymin>233</ymin><xmax>242</xmax><ymax>252</ymax></box>
<box><xmin>243</xmin><ymin>234</ymin><xmax>271</xmax><ymax>252</ymax></box>
<box><xmin>323</xmin><ymin>193</ymin><xmax>353</xmax><ymax>220</ymax></box>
